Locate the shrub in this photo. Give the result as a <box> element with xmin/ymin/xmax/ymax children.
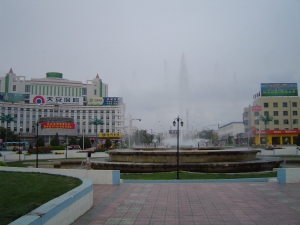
<box><xmin>0</xmin><ymin>161</ymin><xmax>7</xmax><ymax>166</ymax></box>
<box><xmin>28</xmin><ymin>147</ymin><xmax>52</xmax><ymax>154</ymax></box>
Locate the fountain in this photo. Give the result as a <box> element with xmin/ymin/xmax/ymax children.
<box><xmin>91</xmin><ymin>55</ymin><xmax>283</xmax><ymax>173</ymax></box>
<box><xmin>92</xmin><ymin>136</ymin><xmax>283</xmax><ymax>173</ymax></box>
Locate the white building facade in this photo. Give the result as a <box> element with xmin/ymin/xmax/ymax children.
<box><xmin>0</xmin><ymin>69</ymin><xmax>125</xmax><ymax>145</ymax></box>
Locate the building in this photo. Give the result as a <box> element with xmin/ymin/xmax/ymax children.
<box><xmin>218</xmin><ymin>122</ymin><xmax>244</xmax><ymax>145</ymax></box>
<box><xmin>243</xmin><ymin>83</ymin><xmax>300</xmax><ymax>145</ymax></box>
<box><xmin>0</xmin><ymin>69</ymin><xmax>125</xmax><ymax>146</ymax></box>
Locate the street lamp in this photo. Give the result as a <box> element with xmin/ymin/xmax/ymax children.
<box><xmin>18</xmin><ymin>127</ymin><xmax>22</xmax><ymax>161</ymax></box>
<box><xmin>256</xmin><ymin>118</ymin><xmax>261</xmax><ymax>145</ymax></box>
<box><xmin>33</xmin><ymin>120</ymin><xmax>41</xmax><ymax>168</ymax></box>
<box><xmin>129</xmin><ymin>115</ymin><xmax>141</xmax><ymax>150</ymax></box>
<box><xmin>82</xmin><ymin>120</ymin><xmax>86</xmax><ymax>150</ymax></box>
<box><xmin>173</xmin><ymin>116</ymin><xmax>183</xmax><ymax>180</ymax></box>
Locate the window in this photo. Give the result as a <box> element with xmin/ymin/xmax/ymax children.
<box><xmin>263</xmin><ymin>103</ymin><xmax>268</xmax><ymax>108</ymax></box>
<box><xmin>94</xmin><ymin>89</ymin><xmax>97</xmax><ymax>95</ymax></box>
<box><xmin>293</xmin><ymin>111</ymin><xmax>298</xmax><ymax>116</ymax></box>
<box><xmin>283</xmin><ymin>119</ymin><xmax>289</xmax><ymax>124</ymax></box>
<box><xmin>274</xmin><ymin>120</ymin><xmax>279</xmax><ymax>125</ymax></box>
<box><xmin>283</xmin><ymin>111</ymin><xmax>288</xmax><ymax>116</ymax></box>
<box><xmin>293</xmin><ymin>119</ymin><xmax>298</xmax><ymax>125</ymax></box>
<box><xmin>254</xmin><ymin>112</ymin><xmax>259</xmax><ymax>116</ymax></box>
<box><xmin>273</xmin><ymin>111</ymin><xmax>278</xmax><ymax>116</ymax></box>
<box><xmin>254</xmin><ymin>120</ymin><xmax>259</xmax><ymax>125</ymax></box>
<box><xmin>25</xmin><ymin>85</ymin><xmax>30</xmax><ymax>92</ymax></box>
<box><xmin>82</xmin><ymin>88</ymin><xmax>87</xmax><ymax>95</ymax></box>
<box><xmin>264</xmin><ymin>111</ymin><xmax>269</xmax><ymax>116</ymax></box>
<box><xmin>273</xmin><ymin>102</ymin><xmax>278</xmax><ymax>107</ymax></box>
<box><xmin>244</xmin><ymin>120</ymin><xmax>248</xmax><ymax>126</ymax></box>
<box><xmin>13</xmin><ymin>85</ymin><xmax>16</xmax><ymax>91</ymax></box>
<box><xmin>292</xmin><ymin>102</ymin><xmax>297</xmax><ymax>107</ymax></box>
<box><xmin>283</xmin><ymin>102</ymin><xmax>288</xmax><ymax>107</ymax></box>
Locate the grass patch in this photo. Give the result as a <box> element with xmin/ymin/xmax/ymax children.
<box><xmin>120</xmin><ymin>171</ymin><xmax>277</xmax><ymax>180</ymax></box>
<box><xmin>0</xmin><ymin>171</ymin><xmax>82</xmax><ymax>225</ymax></box>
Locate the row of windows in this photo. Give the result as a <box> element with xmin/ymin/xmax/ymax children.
<box><xmin>254</xmin><ymin>111</ymin><xmax>298</xmax><ymax>117</ymax></box>
<box><xmin>254</xmin><ymin>119</ymin><xmax>298</xmax><ymax>125</ymax></box>
<box><xmin>3</xmin><ymin>107</ymin><xmax>117</xmax><ymax>114</ymax></box>
<box><xmin>263</xmin><ymin>102</ymin><xmax>298</xmax><ymax>108</ymax></box>
<box><xmin>9</xmin><ymin>114</ymin><xmax>119</xmax><ymax>120</ymax></box>
<box><xmin>8</xmin><ymin>127</ymin><xmax>116</xmax><ymax>133</ymax></box>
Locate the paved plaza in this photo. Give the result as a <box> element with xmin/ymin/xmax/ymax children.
<box><xmin>72</xmin><ymin>181</ymin><xmax>300</xmax><ymax>225</ymax></box>
<box><xmin>2</xmin><ymin>147</ymin><xmax>300</xmax><ymax>224</ymax></box>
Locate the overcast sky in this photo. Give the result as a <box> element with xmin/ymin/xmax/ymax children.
<box><xmin>1</xmin><ymin>0</ymin><xmax>299</xmax><ymax>133</ymax></box>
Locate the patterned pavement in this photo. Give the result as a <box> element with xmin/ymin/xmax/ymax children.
<box><xmin>72</xmin><ymin>181</ymin><xmax>300</xmax><ymax>225</ymax></box>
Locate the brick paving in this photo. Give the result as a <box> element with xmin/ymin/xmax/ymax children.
<box><xmin>72</xmin><ymin>182</ymin><xmax>300</xmax><ymax>225</ymax></box>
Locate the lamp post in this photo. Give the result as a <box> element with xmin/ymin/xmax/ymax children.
<box><xmin>82</xmin><ymin>120</ymin><xmax>86</xmax><ymax>150</ymax></box>
<box><xmin>34</xmin><ymin>121</ymin><xmax>40</xmax><ymax>168</ymax></box>
<box><xmin>18</xmin><ymin>128</ymin><xmax>22</xmax><ymax>161</ymax></box>
<box><xmin>173</xmin><ymin>116</ymin><xmax>184</xmax><ymax>180</ymax></box>
<box><xmin>65</xmin><ymin>135</ymin><xmax>68</xmax><ymax>159</ymax></box>
<box><xmin>129</xmin><ymin>115</ymin><xmax>141</xmax><ymax>149</ymax></box>
<box><xmin>256</xmin><ymin>118</ymin><xmax>261</xmax><ymax>145</ymax></box>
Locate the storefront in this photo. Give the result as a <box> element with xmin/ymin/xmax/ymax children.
<box><xmin>253</xmin><ymin>129</ymin><xmax>300</xmax><ymax>145</ymax></box>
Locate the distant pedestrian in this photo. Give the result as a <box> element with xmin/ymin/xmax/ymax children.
<box><xmin>86</xmin><ymin>152</ymin><xmax>91</xmax><ymax>170</ymax></box>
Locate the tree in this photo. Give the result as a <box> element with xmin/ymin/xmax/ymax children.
<box><xmin>36</xmin><ymin>136</ymin><xmax>45</xmax><ymax>147</ymax></box>
<box><xmin>0</xmin><ymin>127</ymin><xmax>18</xmax><ymax>143</ymax></box>
<box><xmin>0</xmin><ymin>114</ymin><xmax>15</xmax><ymax>150</ymax></box>
<box><xmin>132</xmin><ymin>130</ymin><xmax>154</xmax><ymax>146</ymax></box>
<box><xmin>199</xmin><ymin>129</ymin><xmax>219</xmax><ymax>145</ymax></box>
<box><xmin>105</xmin><ymin>138</ymin><xmax>112</xmax><ymax>148</ymax></box>
<box><xmin>79</xmin><ymin>136</ymin><xmax>91</xmax><ymax>150</ymax></box>
<box><xmin>68</xmin><ymin>137</ymin><xmax>78</xmax><ymax>146</ymax></box>
<box><xmin>259</xmin><ymin>114</ymin><xmax>274</xmax><ymax>145</ymax></box>
<box><xmin>89</xmin><ymin>118</ymin><xmax>105</xmax><ymax>146</ymax></box>
<box><xmin>295</xmin><ymin>134</ymin><xmax>300</xmax><ymax>146</ymax></box>
<box><xmin>50</xmin><ymin>132</ymin><xmax>60</xmax><ymax>146</ymax></box>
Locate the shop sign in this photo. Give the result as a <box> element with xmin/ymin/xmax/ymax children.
<box><xmin>41</xmin><ymin>122</ymin><xmax>75</xmax><ymax>129</ymax></box>
<box><xmin>251</xmin><ymin>106</ymin><xmax>261</xmax><ymax>111</ymax></box>
<box><xmin>98</xmin><ymin>133</ymin><xmax>122</xmax><ymax>138</ymax></box>
<box><xmin>253</xmin><ymin>129</ymin><xmax>300</xmax><ymax>135</ymax></box>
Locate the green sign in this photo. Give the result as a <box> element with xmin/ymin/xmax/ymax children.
<box><xmin>261</xmin><ymin>83</ymin><xmax>298</xmax><ymax>97</ymax></box>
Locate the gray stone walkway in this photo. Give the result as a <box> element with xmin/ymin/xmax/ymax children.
<box><xmin>72</xmin><ymin>181</ymin><xmax>300</xmax><ymax>225</ymax></box>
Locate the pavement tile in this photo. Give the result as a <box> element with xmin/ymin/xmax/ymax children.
<box><xmin>71</xmin><ymin>182</ymin><xmax>300</xmax><ymax>225</ymax></box>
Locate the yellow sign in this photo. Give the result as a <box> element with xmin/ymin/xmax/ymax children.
<box><xmin>87</xmin><ymin>97</ymin><xmax>104</xmax><ymax>106</ymax></box>
<box><xmin>98</xmin><ymin>133</ymin><xmax>122</xmax><ymax>138</ymax></box>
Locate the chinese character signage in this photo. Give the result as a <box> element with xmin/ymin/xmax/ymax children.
<box><xmin>41</xmin><ymin>122</ymin><xmax>75</xmax><ymax>129</ymax></box>
<box><xmin>30</xmin><ymin>95</ymin><xmax>83</xmax><ymax>105</ymax></box>
<box><xmin>0</xmin><ymin>92</ymin><xmax>26</xmax><ymax>103</ymax></box>
<box><xmin>261</xmin><ymin>83</ymin><xmax>298</xmax><ymax>97</ymax></box>
<box><xmin>169</xmin><ymin>130</ymin><xmax>179</xmax><ymax>135</ymax></box>
<box><xmin>88</xmin><ymin>97</ymin><xmax>123</xmax><ymax>106</ymax></box>
<box><xmin>98</xmin><ymin>133</ymin><xmax>122</xmax><ymax>138</ymax></box>
<box><xmin>251</xmin><ymin>106</ymin><xmax>261</xmax><ymax>111</ymax></box>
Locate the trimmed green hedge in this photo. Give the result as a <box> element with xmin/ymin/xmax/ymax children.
<box><xmin>28</xmin><ymin>146</ymin><xmax>66</xmax><ymax>154</ymax></box>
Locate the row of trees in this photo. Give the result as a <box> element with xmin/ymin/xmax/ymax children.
<box><xmin>35</xmin><ymin>132</ymin><xmax>113</xmax><ymax>149</ymax></box>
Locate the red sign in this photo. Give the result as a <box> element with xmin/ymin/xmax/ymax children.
<box><xmin>253</xmin><ymin>129</ymin><xmax>300</xmax><ymax>135</ymax></box>
<box><xmin>41</xmin><ymin>122</ymin><xmax>75</xmax><ymax>129</ymax></box>
<box><xmin>251</xmin><ymin>106</ymin><xmax>261</xmax><ymax>111</ymax></box>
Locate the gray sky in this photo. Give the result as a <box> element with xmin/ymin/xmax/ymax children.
<box><xmin>1</xmin><ymin>0</ymin><xmax>299</xmax><ymax>133</ymax></box>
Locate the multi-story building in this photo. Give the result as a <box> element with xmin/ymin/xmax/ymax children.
<box><xmin>218</xmin><ymin>122</ymin><xmax>244</xmax><ymax>145</ymax></box>
<box><xmin>243</xmin><ymin>83</ymin><xmax>300</xmax><ymax>145</ymax></box>
<box><xmin>0</xmin><ymin>68</ymin><xmax>125</xmax><ymax>146</ymax></box>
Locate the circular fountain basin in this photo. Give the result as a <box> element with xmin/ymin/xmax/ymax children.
<box><xmin>90</xmin><ymin>148</ymin><xmax>283</xmax><ymax>173</ymax></box>
<box><xmin>107</xmin><ymin>148</ymin><xmax>260</xmax><ymax>163</ymax></box>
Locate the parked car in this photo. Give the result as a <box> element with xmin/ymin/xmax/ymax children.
<box><xmin>68</xmin><ymin>145</ymin><xmax>81</xmax><ymax>150</ymax></box>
